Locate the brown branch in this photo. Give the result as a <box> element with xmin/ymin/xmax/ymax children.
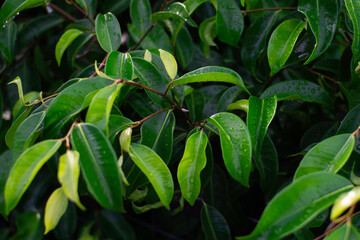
<box><xmin>49</xmin><ymin>3</ymin><xmax>77</xmax><ymax>22</ymax></box>
<box><xmin>89</xmin><ymin>53</ymin><xmax>109</xmax><ymax>78</ymax></box>
<box><xmin>70</xmin><ymin>0</ymin><xmax>95</xmax><ymax>26</ymax></box>
<box><xmin>131</xmin><ymin>106</ymin><xmax>175</xmax><ymax>128</ymax></box>
<box><xmin>131</xmin><ymin>23</ymin><xmax>156</xmax><ymax>51</ymax></box>
<box><xmin>242</xmin><ymin>7</ymin><xmax>297</xmax><ymax>14</ymax></box>
<box><xmin>289</xmin><ymin>67</ymin><xmax>339</xmax><ymax>84</ymax></box>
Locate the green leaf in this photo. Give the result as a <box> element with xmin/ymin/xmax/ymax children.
<box><xmin>99</xmin><ymin>210</ymin><xmax>135</xmax><ymax>240</ymax></box>
<box><xmin>331</xmin><ymin>187</ymin><xmax>360</xmax><ymax>220</ymax></box>
<box><xmin>12</xmin><ymin>211</ymin><xmax>43</xmax><ymax>239</ymax></box>
<box><xmin>12</xmin><ymin>111</ymin><xmax>45</xmax><ymax>160</ymax></box>
<box><xmin>4</xmin><ymin>140</ymin><xmax>62</xmax><ymax>215</ymax></box>
<box><xmin>258</xmin><ymin>134</ymin><xmax>278</xmax><ymax>191</ymax></box>
<box><xmin>344</xmin><ymin>0</ymin><xmax>360</xmax><ymax>61</ymax></box>
<box><xmin>0</xmin><ymin>0</ymin><xmax>46</xmax><ymax>27</ymax></box>
<box><xmin>132</xmin><ymin>201</ymin><xmax>164</xmax><ymax>214</ymax></box>
<box><xmin>58</xmin><ymin>150</ymin><xmax>85</xmax><ymax>210</ymax></box>
<box><xmin>44</xmin><ymin>77</ymin><xmax>112</xmax><ymax>138</ymax></box>
<box><xmin>294</xmin><ymin>134</ymin><xmax>355</xmax><ymax>180</ymax></box>
<box><xmin>55</xmin><ymin>29</ymin><xmax>82</xmax><ymax>66</ymax></box>
<box><xmin>0</xmin><ymin>21</ymin><xmax>16</xmax><ymax>63</ymax></box>
<box><xmin>207</xmin><ymin>112</ymin><xmax>252</xmax><ymax>187</ymax></box>
<box><xmin>44</xmin><ymin>188</ymin><xmax>68</xmax><ymax>235</ymax></box>
<box><xmin>71</xmin><ymin>123</ymin><xmax>123</xmax><ymax>211</ymax></box>
<box><xmin>130</xmin><ymin>0</ymin><xmax>151</xmax><ymax>35</ymax></box>
<box><xmin>172</xmin><ymin>66</ymin><xmax>250</xmax><ymax>95</ymax></box>
<box><xmin>267</xmin><ymin>19</ymin><xmax>306</xmax><ymax>76</ymax></box>
<box><xmin>175</xmin><ymin>26</ymin><xmax>194</xmax><ymax>68</ymax></box>
<box><xmin>108</xmin><ymin>115</ymin><xmax>134</xmax><ymax>142</ymax></box>
<box><xmin>129</xmin><ymin>143</ymin><xmax>174</xmax><ymax>209</ymax></box>
<box><xmin>178</xmin><ymin>131</ymin><xmax>208</xmax><ymax>206</ymax></box>
<box><xmin>216</xmin><ymin>0</ymin><xmax>244</xmax><ymax>47</ymax></box>
<box><xmin>236</xmin><ymin>172</ymin><xmax>353</xmax><ymax>240</ymax></box>
<box><xmin>199</xmin><ymin>17</ymin><xmax>217</xmax><ymax>47</ymax></box>
<box><xmin>298</xmin><ymin>0</ymin><xmax>340</xmax><ymax>64</ymax></box>
<box><xmin>104</xmin><ymin>0</ymin><xmax>130</xmax><ymax>15</ymax></box>
<box><xmin>184</xmin><ymin>0</ymin><xmax>208</xmax><ymax>14</ymax></box>
<box><xmin>132</xmin><ymin>57</ymin><xmax>170</xmax><ymax>108</ymax></box>
<box><xmin>247</xmin><ymin>95</ymin><xmax>277</xmax><ymax>161</ymax></box>
<box><xmin>185</xmin><ymin>90</ymin><xmax>205</xmax><ymax>122</ymax></box>
<box><xmin>325</xmin><ymin>223</ymin><xmax>360</xmax><ymax>240</ymax></box>
<box><xmin>151</xmin><ymin>2</ymin><xmax>197</xmax><ymax>28</ymax></box>
<box><xmin>85</xmin><ymin>84</ymin><xmax>122</xmax><ymax>136</ymax></box>
<box><xmin>75</xmin><ymin>0</ymin><xmax>97</xmax><ymax>19</ymax></box>
<box><xmin>159</xmin><ymin>49</ymin><xmax>178</xmax><ymax>80</ymax></box>
<box><xmin>201</xmin><ymin>203</ymin><xmax>231</xmax><ymax>240</ymax></box>
<box><xmin>338</xmin><ymin>104</ymin><xmax>360</xmax><ymax>134</ymax></box>
<box><xmin>95</xmin><ymin>12</ymin><xmax>122</xmax><ymax>53</ymax></box>
<box><xmin>66</xmin><ymin>32</ymin><xmax>93</xmax><ymax>66</ymax></box>
<box><xmin>105</xmin><ymin>51</ymin><xmax>134</xmax><ymax>80</ymax></box>
<box><xmin>260</xmin><ymin>80</ymin><xmax>332</xmax><ymax>106</ymax></box>
<box><xmin>241</xmin><ymin>12</ymin><xmax>278</xmax><ymax>74</ymax></box>
<box><xmin>140</xmin><ymin>110</ymin><xmax>175</xmax><ymax>165</ymax></box>
<box><xmin>5</xmin><ymin>107</ymin><xmax>33</xmax><ymax>149</ymax></box>
<box><xmin>0</xmin><ymin>150</ymin><xmax>12</xmax><ymax>218</ymax></box>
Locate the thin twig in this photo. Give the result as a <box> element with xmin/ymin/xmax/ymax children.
<box><xmin>131</xmin><ymin>106</ymin><xmax>175</xmax><ymax>128</ymax></box>
<box><xmin>290</xmin><ymin>67</ymin><xmax>339</xmax><ymax>84</ymax></box>
<box><xmin>242</xmin><ymin>7</ymin><xmax>297</xmax><ymax>13</ymax></box>
<box><xmin>131</xmin><ymin>23</ymin><xmax>156</xmax><ymax>51</ymax></box>
<box><xmin>70</xmin><ymin>0</ymin><xmax>95</xmax><ymax>26</ymax></box>
<box><xmin>49</xmin><ymin>3</ymin><xmax>77</xmax><ymax>22</ymax></box>
<box><xmin>90</xmin><ymin>53</ymin><xmax>109</xmax><ymax>78</ymax></box>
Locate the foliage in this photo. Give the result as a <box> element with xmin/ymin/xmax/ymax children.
<box><xmin>0</xmin><ymin>0</ymin><xmax>360</xmax><ymax>239</ymax></box>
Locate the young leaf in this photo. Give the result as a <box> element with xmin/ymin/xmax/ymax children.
<box><xmin>268</xmin><ymin>19</ymin><xmax>306</xmax><ymax>76</ymax></box>
<box><xmin>130</xmin><ymin>0</ymin><xmax>152</xmax><ymax>35</ymax></box>
<box><xmin>85</xmin><ymin>84</ymin><xmax>122</xmax><ymax>136</ymax></box>
<box><xmin>105</xmin><ymin>51</ymin><xmax>134</xmax><ymax>80</ymax></box>
<box><xmin>5</xmin><ymin>107</ymin><xmax>33</xmax><ymax>149</ymax></box>
<box><xmin>0</xmin><ymin>0</ymin><xmax>46</xmax><ymax>27</ymax></box>
<box><xmin>151</xmin><ymin>2</ymin><xmax>197</xmax><ymax>28</ymax></box>
<box><xmin>71</xmin><ymin>123</ymin><xmax>123</xmax><ymax>211</ymax></box>
<box><xmin>216</xmin><ymin>0</ymin><xmax>244</xmax><ymax>47</ymax></box>
<box><xmin>247</xmin><ymin>95</ymin><xmax>277</xmax><ymax>161</ymax></box>
<box><xmin>120</xmin><ymin>127</ymin><xmax>132</xmax><ymax>153</ymax></box>
<box><xmin>44</xmin><ymin>188</ymin><xmax>68</xmax><ymax>234</ymax></box>
<box><xmin>207</xmin><ymin>112</ymin><xmax>252</xmax><ymax>187</ymax></box>
<box><xmin>129</xmin><ymin>143</ymin><xmax>174</xmax><ymax>209</ymax></box>
<box><xmin>5</xmin><ymin>140</ymin><xmax>62</xmax><ymax>215</ymax></box>
<box><xmin>95</xmin><ymin>13</ymin><xmax>122</xmax><ymax>53</ymax></box>
<box><xmin>201</xmin><ymin>203</ymin><xmax>231</xmax><ymax>240</ymax></box>
<box><xmin>331</xmin><ymin>187</ymin><xmax>360</xmax><ymax>220</ymax></box>
<box><xmin>172</xmin><ymin>66</ymin><xmax>250</xmax><ymax>95</ymax></box>
<box><xmin>298</xmin><ymin>0</ymin><xmax>340</xmax><ymax>64</ymax></box>
<box><xmin>260</xmin><ymin>80</ymin><xmax>332</xmax><ymax>106</ymax></box>
<box><xmin>236</xmin><ymin>172</ymin><xmax>353</xmax><ymax>240</ymax></box>
<box><xmin>55</xmin><ymin>29</ymin><xmax>82</xmax><ymax>66</ymax></box>
<box><xmin>0</xmin><ymin>21</ymin><xmax>16</xmax><ymax>63</ymax></box>
<box><xmin>199</xmin><ymin>17</ymin><xmax>217</xmax><ymax>47</ymax></box>
<box><xmin>294</xmin><ymin>134</ymin><xmax>355</xmax><ymax>180</ymax></box>
<box><xmin>178</xmin><ymin>131</ymin><xmax>208</xmax><ymax>206</ymax></box>
<box><xmin>159</xmin><ymin>49</ymin><xmax>177</xmax><ymax>80</ymax></box>
<box><xmin>324</xmin><ymin>222</ymin><xmax>360</xmax><ymax>240</ymax></box>
<box><xmin>58</xmin><ymin>150</ymin><xmax>85</xmax><ymax>210</ymax></box>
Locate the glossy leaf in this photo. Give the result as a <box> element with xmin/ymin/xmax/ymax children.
<box><xmin>227</xmin><ymin>99</ymin><xmax>249</xmax><ymax>112</ymax></box>
<box><xmin>178</xmin><ymin>131</ymin><xmax>208</xmax><ymax>206</ymax></box>
<box><xmin>207</xmin><ymin>112</ymin><xmax>252</xmax><ymax>187</ymax></box>
<box><xmin>44</xmin><ymin>188</ymin><xmax>68</xmax><ymax>234</ymax></box>
<box><xmin>241</xmin><ymin>13</ymin><xmax>278</xmax><ymax>74</ymax></box>
<box><xmin>216</xmin><ymin>0</ymin><xmax>244</xmax><ymax>47</ymax></box>
<box><xmin>71</xmin><ymin>123</ymin><xmax>123</xmax><ymax>211</ymax></box>
<box><xmin>247</xmin><ymin>96</ymin><xmax>277</xmax><ymax>161</ymax></box>
<box><xmin>344</xmin><ymin>0</ymin><xmax>360</xmax><ymax>61</ymax></box>
<box><xmin>199</xmin><ymin>17</ymin><xmax>217</xmax><ymax>47</ymax></box>
<box><xmin>258</xmin><ymin>134</ymin><xmax>278</xmax><ymax>191</ymax></box>
<box><xmin>0</xmin><ymin>21</ymin><xmax>16</xmax><ymax>63</ymax></box>
<box><xmin>0</xmin><ymin>150</ymin><xmax>12</xmax><ymax>218</ymax></box>
<box><xmin>44</xmin><ymin>77</ymin><xmax>112</xmax><ymax>138</ymax></box>
<box><xmin>58</xmin><ymin>150</ymin><xmax>85</xmax><ymax>210</ymax></box>
<box><xmin>175</xmin><ymin>26</ymin><xmax>194</xmax><ymax>68</ymax></box>
<box><xmin>0</xmin><ymin>0</ymin><xmax>46</xmax><ymax>27</ymax></box>
<box><xmin>338</xmin><ymin>104</ymin><xmax>360</xmax><ymax>155</ymax></box>
<box><xmin>120</xmin><ymin>127</ymin><xmax>132</xmax><ymax>153</ymax></box>
<box><xmin>268</xmin><ymin>19</ymin><xmax>306</xmax><ymax>76</ymax></box>
<box><xmin>108</xmin><ymin>115</ymin><xmax>134</xmax><ymax>142</ymax></box>
<box><xmin>12</xmin><ymin>211</ymin><xmax>43</xmax><ymax>239</ymax></box>
<box><xmin>130</xmin><ymin>0</ymin><xmax>151</xmax><ymax>35</ymax></box>
<box><xmin>298</xmin><ymin>0</ymin><xmax>340</xmax><ymax>64</ymax></box>
<box><xmin>159</xmin><ymin>49</ymin><xmax>177</xmax><ymax>80</ymax></box>
<box><xmin>294</xmin><ymin>134</ymin><xmax>355</xmax><ymax>180</ymax></box>
<box><xmin>129</xmin><ymin>143</ymin><xmax>174</xmax><ymax>209</ymax></box>
<box><xmin>12</xmin><ymin>111</ymin><xmax>45</xmax><ymax>160</ymax></box>
<box><xmin>331</xmin><ymin>187</ymin><xmax>360</xmax><ymax>220</ymax></box>
<box><xmin>86</xmin><ymin>84</ymin><xmax>122</xmax><ymax>136</ymax></box>
<box><xmin>95</xmin><ymin>12</ymin><xmax>122</xmax><ymax>53</ymax></box>
<box><xmin>201</xmin><ymin>203</ymin><xmax>231</xmax><ymax>240</ymax></box>
<box><xmin>4</xmin><ymin>140</ymin><xmax>62</xmax><ymax>215</ymax></box>
<box><xmin>236</xmin><ymin>172</ymin><xmax>353</xmax><ymax>240</ymax></box>
<box><xmin>55</xmin><ymin>29</ymin><xmax>82</xmax><ymax>66</ymax></box>
<box><xmin>325</xmin><ymin>223</ymin><xmax>360</xmax><ymax>240</ymax></box>
<box><xmin>172</xmin><ymin>66</ymin><xmax>250</xmax><ymax>94</ymax></box>
<box><xmin>260</xmin><ymin>80</ymin><xmax>332</xmax><ymax>106</ymax></box>
<box><xmin>151</xmin><ymin>2</ymin><xmax>197</xmax><ymax>28</ymax></box>
<box><xmin>184</xmin><ymin>0</ymin><xmax>208</xmax><ymax>14</ymax></box>
<box><xmin>5</xmin><ymin>107</ymin><xmax>33</xmax><ymax>149</ymax></box>
<box><xmin>140</xmin><ymin>110</ymin><xmax>175</xmax><ymax>165</ymax></box>
<box><xmin>75</xmin><ymin>0</ymin><xmax>96</xmax><ymax>18</ymax></box>
<box><xmin>105</xmin><ymin>51</ymin><xmax>134</xmax><ymax>80</ymax></box>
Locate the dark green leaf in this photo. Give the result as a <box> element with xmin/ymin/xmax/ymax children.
<box><xmin>185</xmin><ymin>90</ymin><xmax>205</xmax><ymax>122</ymax></box>
<box><xmin>105</xmin><ymin>51</ymin><xmax>134</xmax><ymax>80</ymax></box>
<box><xmin>294</xmin><ymin>134</ymin><xmax>355</xmax><ymax>180</ymax></box>
<box><xmin>258</xmin><ymin>134</ymin><xmax>278</xmax><ymax>191</ymax></box>
<box><xmin>71</xmin><ymin>123</ymin><xmax>123</xmax><ymax>211</ymax></box>
<box><xmin>108</xmin><ymin>115</ymin><xmax>134</xmax><ymax>142</ymax></box>
<box><xmin>298</xmin><ymin>0</ymin><xmax>340</xmax><ymax>64</ymax></box>
<box><xmin>75</xmin><ymin>0</ymin><xmax>97</xmax><ymax>19</ymax></box>
<box><xmin>130</xmin><ymin>0</ymin><xmax>151</xmax><ymax>35</ymax></box>
<box><xmin>236</xmin><ymin>172</ymin><xmax>353</xmax><ymax>240</ymax></box>
<box><xmin>55</xmin><ymin>29</ymin><xmax>82</xmax><ymax>66</ymax></box>
<box><xmin>12</xmin><ymin>211</ymin><xmax>43</xmax><ymax>240</ymax></box>
<box><xmin>207</xmin><ymin>112</ymin><xmax>252</xmax><ymax>187</ymax></box>
<box><xmin>217</xmin><ymin>86</ymin><xmax>243</xmax><ymax>112</ymax></box>
<box><xmin>268</xmin><ymin>19</ymin><xmax>306</xmax><ymax>75</ymax></box>
<box><xmin>178</xmin><ymin>131</ymin><xmax>208</xmax><ymax>206</ymax></box>
<box><xmin>95</xmin><ymin>12</ymin><xmax>122</xmax><ymax>53</ymax></box>
<box><xmin>175</xmin><ymin>26</ymin><xmax>194</xmax><ymax>68</ymax></box>
<box><xmin>99</xmin><ymin>210</ymin><xmax>135</xmax><ymax>240</ymax></box>
<box><xmin>129</xmin><ymin>143</ymin><xmax>174</xmax><ymax>209</ymax></box>
<box><xmin>201</xmin><ymin>203</ymin><xmax>231</xmax><ymax>240</ymax></box>
<box><xmin>344</xmin><ymin>0</ymin><xmax>360</xmax><ymax>61</ymax></box>
<box><xmin>5</xmin><ymin>107</ymin><xmax>33</xmax><ymax>149</ymax></box>
<box><xmin>5</xmin><ymin>140</ymin><xmax>62</xmax><ymax>214</ymax></box>
<box><xmin>0</xmin><ymin>150</ymin><xmax>12</xmax><ymax>218</ymax></box>
<box><xmin>184</xmin><ymin>0</ymin><xmax>208</xmax><ymax>14</ymax></box>
<box><xmin>199</xmin><ymin>17</ymin><xmax>217</xmax><ymax>47</ymax></box>
<box><xmin>0</xmin><ymin>21</ymin><xmax>16</xmax><ymax>63</ymax></box>
<box><xmin>216</xmin><ymin>0</ymin><xmax>244</xmax><ymax>47</ymax></box>
<box><xmin>104</xmin><ymin>0</ymin><xmax>130</xmax><ymax>15</ymax></box>
<box><xmin>325</xmin><ymin>223</ymin><xmax>360</xmax><ymax>240</ymax></box>
<box><xmin>66</xmin><ymin>33</ymin><xmax>93</xmax><ymax>66</ymax></box>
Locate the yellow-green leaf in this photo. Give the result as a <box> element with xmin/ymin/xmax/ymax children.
<box><xmin>159</xmin><ymin>49</ymin><xmax>177</xmax><ymax>80</ymax></box>
<box><xmin>44</xmin><ymin>188</ymin><xmax>68</xmax><ymax>234</ymax></box>
<box><xmin>331</xmin><ymin>187</ymin><xmax>360</xmax><ymax>220</ymax></box>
